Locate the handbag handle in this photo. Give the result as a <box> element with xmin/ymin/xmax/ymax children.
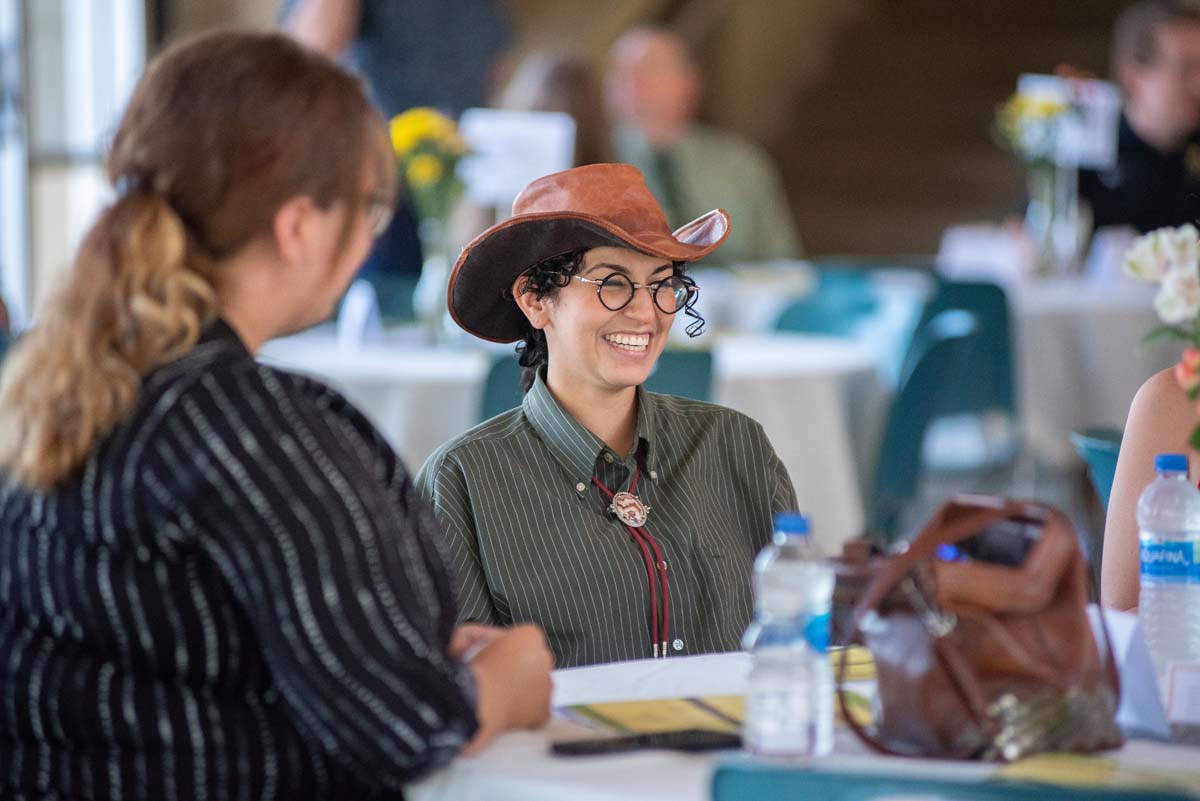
<box><xmin>838</xmin><ymin>497</ymin><xmax>1122</xmax><ymax>759</ymax></box>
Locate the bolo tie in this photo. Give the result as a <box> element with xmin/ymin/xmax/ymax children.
<box><xmin>591</xmin><ymin>456</ymin><xmax>671</xmax><ymax>658</ymax></box>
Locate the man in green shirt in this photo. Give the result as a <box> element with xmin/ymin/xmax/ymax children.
<box><xmin>416</xmin><ymin>163</ymin><xmax>798</xmax><ymax>668</ymax></box>
<box><xmin>606</xmin><ymin>27</ymin><xmax>802</xmax><ymax>265</ymax></box>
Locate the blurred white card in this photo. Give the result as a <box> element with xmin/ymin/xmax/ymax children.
<box><xmin>1089</xmin><ymin>605</ymin><xmax>1171</xmax><ymax>739</ymax></box>
<box><xmin>1017</xmin><ymin>73</ymin><xmax>1121</xmax><ymax>169</ymax></box>
<box><xmin>552</xmin><ymin>652</ymin><xmax>750</xmax><ymax>706</ymax></box>
<box><xmin>457</xmin><ymin>108</ymin><xmax>575</xmax><ymax>209</ymax></box>
<box><xmin>336</xmin><ymin>279</ymin><xmax>381</xmax><ymax>349</ymax></box>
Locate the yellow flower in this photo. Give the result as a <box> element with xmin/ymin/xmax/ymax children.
<box><xmin>406</xmin><ymin>153</ymin><xmax>444</xmax><ymax>187</ymax></box>
<box><xmin>390</xmin><ymin>107</ymin><xmax>464</xmax><ymax>157</ymax></box>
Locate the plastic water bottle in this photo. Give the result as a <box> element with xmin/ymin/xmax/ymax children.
<box><xmin>1138</xmin><ymin>453</ymin><xmax>1200</xmax><ymax>740</ymax></box>
<box><xmin>742</xmin><ymin>512</ymin><xmax>835</xmax><ymax>756</ymax></box>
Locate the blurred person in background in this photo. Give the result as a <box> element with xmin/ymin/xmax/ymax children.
<box><xmin>450</xmin><ymin>48</ymin><xmax>616</xmax><ymax>250</ymax></box>
<box><xmin>606</xmin><ymin>26</ymin><xmax>801</xmax><ymax>265</ymax></box>
<box><xmin>1080</xmin><ymin>0</ymin><xmax>1200</xmax><ymax>232</ymax></box>
<box><xmin>498</xmin><ymin>48</ymin><xmax>615</xmax><ymax>168</ymax></box>
<box><xmin>283</xmin><ymin>0</ymin><xmax>512</xmax><ymax>285</ymax></box>
<box><xmin>0</xmin><ymin>30</ymin><xmax>550</xmax><ymax>800</ymax></box>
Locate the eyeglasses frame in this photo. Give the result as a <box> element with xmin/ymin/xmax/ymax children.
<box><xmin>572</xmin><ymin>272</ymin><xmax>700</xmax><ymax>314</ymax></box>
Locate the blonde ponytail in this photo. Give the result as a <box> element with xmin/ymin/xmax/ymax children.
<box><xmin>0</xmin><ymin>29</ymin><xmax>391</xmax><ymax>490</ymax></box>
<box><xmin>0</xmin><ymin>191</ymin><xmax>217</xmax><ymax>490</ymax></box>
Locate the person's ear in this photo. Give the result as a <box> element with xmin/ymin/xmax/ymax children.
<box><xmin>271</xmin><ymin>195</ymin><xmax>318</xmax><ymax>267</ymax></box>
<box><xmin>512</xmin><ymin>275</ymin><xmax>551</xmax><ymax>330</ymax></box>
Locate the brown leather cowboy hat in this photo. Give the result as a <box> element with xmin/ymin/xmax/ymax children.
<box><xmin>447</xmin><ymin>163</ymin><xmax>730</xmax><ymax>343</ymax></box>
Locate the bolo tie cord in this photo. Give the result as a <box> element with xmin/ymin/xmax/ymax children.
<box><xmin>592</xmin><ymin>464</ymin><xmax>671</xmax><ymax>658</ymax></box>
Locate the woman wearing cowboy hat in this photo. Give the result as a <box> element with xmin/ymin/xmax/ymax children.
<box><xmin>416</xmin><ymin>163</ymin><xmax>797</xmax><ymax>668</ymax></box>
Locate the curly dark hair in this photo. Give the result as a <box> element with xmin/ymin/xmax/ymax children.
<box><xmin>513</xmin><ymin>249</ymin><xmax>706</xmax><ymax>393</ymax></box>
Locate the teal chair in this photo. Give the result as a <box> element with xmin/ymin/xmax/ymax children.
<box><xmin>712</xmin><ymin>762</ymin><xmax>1192</xmax><ymax>801</ymax></box>
<box><xmin>644</xmin><ymin>349</ymin><xmax>713</xmax><ymax>401</ymax></box>
<box><xmin>1070</xmin><ymin>427</ymin><xmax>1123</xmax><ymax>509</ymax></box>
<box><xmin>774</xmin><ymin>262</ymin><xmax>932</xmax><ymax>387</ymax></box>
<box><xmin>774</xmin><ymin>266</ymin><xmax>879</xmax><ymax>338</ymax></box>
<box><xmin>479</xmin><ymin>354</ymin><xmax>524</xmax><ymax>422</ymax></box>
<box><xmin>369</xmin><ymin>275</ymin><xmax>419</xmax><ymax>323</ymax></box>
<box><xmin>870</xmin><ymin>309</ymin><xmax>979</xmax><ymax>541</ymax></box>
<box><xmin>903</xmin><ymin>277</ymin><xmax>1018</xmax><ymax>472</ymax></box>
<box><xmin>477</xmin><ymin>349</ymin><xmax>715</xmax><ymax>423</ymax></box>
<box><xmin>905</xmin><ymin>278</ymin><xmax>1015</xmax><ymax>423</ymax></box>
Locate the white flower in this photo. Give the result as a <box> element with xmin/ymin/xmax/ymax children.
<box><xmin>1155</xmin><ymin>264</ymin><xmax>1200</xmax><ymax>324</ymax></box>
<box><xmin>1123</xmin><ymin>227</ymin><xmax>1195</xmax><ymax>282</ymax></box>
<box><xmin>1124</xmin><ymin>230</ymin><xmax>1169</xmax><ymax>281</ymax></box>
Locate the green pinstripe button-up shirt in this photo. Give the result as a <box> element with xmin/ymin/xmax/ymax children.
<box><xmin>415</xmin><ymin>371</ymin><xmax>797</xmax><ymax>668</ymax></box>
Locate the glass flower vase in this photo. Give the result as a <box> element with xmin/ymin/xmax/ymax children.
<box><xmin>1024</xmin><ymin>163</ymin><xmax>1084</xmax><ymax>277</ymax></box>
<box><xmin>412</xmin><ymin>217</ymin><xmax>455</xmax><ymax>343</ymax></box>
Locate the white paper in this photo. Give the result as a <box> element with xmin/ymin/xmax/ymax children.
<box><xmin>1089</xmin><ymin>605</ymin><xmax>1172</xmax><ymax>739</ymax></box>
<box><xmin>457</xmin><ymin>108</ymin><xmax>576</xmax><ymax>208</ymax></box>
<box><xmin>551</xmin><ymin>652</ymin><xmax>751</xmax><ymax>707</ymax></box>
<box><xmin>1166</xmin><ymin>663</ymin><xmax>1200</xmax><ymax>725</ymax></box>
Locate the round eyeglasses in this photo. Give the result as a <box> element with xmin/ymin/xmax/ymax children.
<box><xmin>572</xmin><ymin>272</ymin><xmax>700</xmax><ymax>314</ymax></box>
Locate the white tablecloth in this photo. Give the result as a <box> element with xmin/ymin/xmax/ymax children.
<box><xmin>1010</xmin><ymin>277</ymin><xmax>1179</xmax><ymax>464</ymax></box>
<box><xmin>260</xmin><ymin>331</ymin><xmax>885</xmax><ymax>550</ymax></box>
<box><xmin>407</xmin><ymin>652</ymin><xmax>1198</xmax><ymax>801</ymax></box>
<box><xmin>938</xmin><ymin>225</ymin><xmax>1180</xmax><ymax>465</ymax></box>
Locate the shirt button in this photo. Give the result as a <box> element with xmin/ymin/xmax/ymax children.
<box><xmin>650</xmin><ymin>470</ymin><xmax>659</xmax><ymax>480</ymax></box>
<box><xmin>575</xmin><ymin>482</ymin><xmax>586</xmax><ymax>493</ymax></box>
<box><xmin>672</xmin><ymin>639</ymin><xmax>684</xmax><ymax>651</ymax></box>
<box><xmin>604</xmin><ymin>453</ymin><xmax>614</xmax><ymax>463</ymax></box>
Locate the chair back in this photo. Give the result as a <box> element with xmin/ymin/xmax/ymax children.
<box><xmin>477</xmin><ymin>349</ymin><xmax>715</xmax><ymax>423</ymax></box>
<box><xmin>644</xmin><ymin>349</ymin><xmax>713</xmax><ymax>401</ymax></box>
<box><xmin>906</xmin><ymin>278</ymin><xmax>1014</xmax><ymax>416</ymax></box>
<box><xmin>871</xmin><ymin>309</ymin><xmax>979</xmax><ymax>541</ymax></box>
<box><xmin>1070</xmin><ymin>427</ymin><xmax>1123</xmax><ymax>509</ymax></box>
<box><xmin>478</xmin><ymin>354</ymin><xmax>524</xmax><ymax>422</ymax></box>
<box><xmin>371</xmin><ymin>275</ymin><xmax>420</xmax><ymax>323</ymax></box>
<box><xmin>774</xmin><ymin>266</ymin><xmax>879</xmax><ymax>338</ymax></box>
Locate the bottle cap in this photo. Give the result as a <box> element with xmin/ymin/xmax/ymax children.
<box><xmin>773</xmin><ymin>512</ymin><xmax>810</xmax><ymax>536</ymax></box>
<box><xmin>1155</xmin><ymin>453</ymin><xmax>1188</xmax><ymax>474</ymax></box>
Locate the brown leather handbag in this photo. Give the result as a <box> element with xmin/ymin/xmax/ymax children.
<box><xmin>835</xmin><ymin>496</ymin><xmax>1123</xmax><ymax>761</ymax></box>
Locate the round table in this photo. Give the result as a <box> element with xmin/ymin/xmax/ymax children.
<box><xmin>260</xmin><ymin>331</ymin><xmax>885</xmax><ymax>552</ymax></box>
<box><xmin>1010</xmin><ymin>277</ymin><xmax>1178</xmax><ymax>465</ymax></box>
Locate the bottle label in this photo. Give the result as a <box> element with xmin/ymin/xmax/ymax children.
<box><xmin>1140</xmin><ymin>541</ymin><xmax>1200</xmax><ymax>583</ymax></box>
<box><xmin>752</xmin><ymin>611</ymin><xmax>831</xmax><ymax>653</ymax></box>
<box><xmin>804</xmin><ymin>611</ymin><xmax>831</xmax><ymax>654</ymax></box>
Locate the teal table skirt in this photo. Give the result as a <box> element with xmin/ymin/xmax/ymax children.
<box><xmin>712</xmin><ymin>762</ymin><xmax>1195</xmax><ymax>801</ymax></box>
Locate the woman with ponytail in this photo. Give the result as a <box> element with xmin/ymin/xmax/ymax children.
<box><xmin>0</xmin><ymin>30</ymin><xmax>551</xmax><ymax>801</ymax></box>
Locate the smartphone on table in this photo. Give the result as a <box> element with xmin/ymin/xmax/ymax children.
<box><xmin>550</xmin><ymin>728</ymin><xmax>741</xmax><ymax>757</ymax></box>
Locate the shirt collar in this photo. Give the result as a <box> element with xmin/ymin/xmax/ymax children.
<box><xmin>522</xmin><ymin>368</ymin><xmax>659</xmax><ymax>485</ymax></box>
<box><xmin>199</xmin><ymin>317</ymin><xmax>252</xmax><ymax>358</ymax></box>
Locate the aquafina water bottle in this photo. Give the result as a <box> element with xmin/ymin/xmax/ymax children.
<box><xmin>1138</xmin><ymin>452</ymin><xmax>1200</xmax><ymax>740</ymax></box>
<box><xmin>742</xmin><ymin>512</ymin><xmax>834</xmax><ymax>756</ymax></box>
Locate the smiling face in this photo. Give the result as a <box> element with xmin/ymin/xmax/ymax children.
<box><xmin>518</xmin><ymin>246</ymin><xmax>680</xmax><ymax>400</ymax></box>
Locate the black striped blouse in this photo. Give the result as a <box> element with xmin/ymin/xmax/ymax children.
<box><xmin>0</xmin><ymin>320</ymin><xmax>476</xmax><ymax>801</ymax></box>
